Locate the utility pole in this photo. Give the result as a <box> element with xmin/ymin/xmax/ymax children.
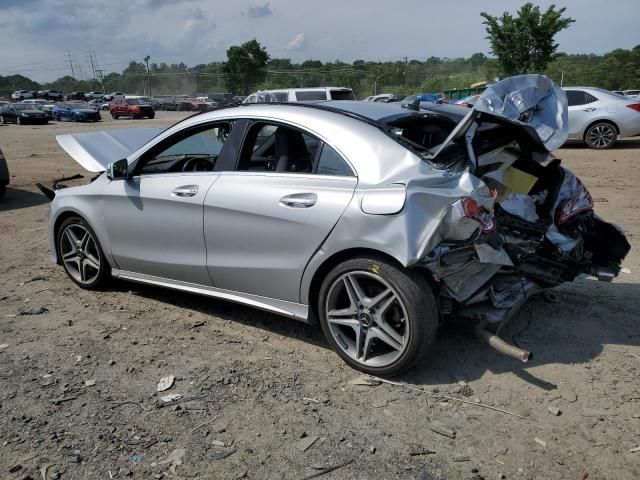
<box><xmin>96</xmin><ymin>69</ymin><xmax>106</xmax><ymax>93</ymax></box>
<box><xmin>404</xmin><ymin>56</ymin><xmax>408</xmax><ymax>85</ymax></box>
<box><xmin>87</xmin><ymin>50</ymin><xmax>97</xmax><ymax>80</ymax></box>
<box><xmin>66</xmin><ymin>50</ymin><xmax>75</xmax><ymax>79</ymax></box>
<box><xmin>144</xmin><ymin>55</ymin><xmax>151</xmax><ymax>97</ymax></box>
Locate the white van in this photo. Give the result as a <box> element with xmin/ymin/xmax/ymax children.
<box><xmin>243</xmin><ymin>87</ymin><xmax>355</xmax><ymax>103</ymax></box>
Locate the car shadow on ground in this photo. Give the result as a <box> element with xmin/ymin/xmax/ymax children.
<box><xmin>0</xmin><ymin>187</ymin><xmax>49</xmax><ymax>212</ymax></box>
<box><xmin>113</xmin><ymin>277</ymin><xmax>640</xmax><ymax>387</ymax></box>
<box><xmin>561</xmin><ymin>137</ymin><xmax>640</xmax><ymax>149</ymax></box>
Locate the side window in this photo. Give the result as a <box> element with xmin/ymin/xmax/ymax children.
<box><xmin>316</xmin><ymin>144</ymin><xmax>354</xmax><ymax>177</ymax></box>
<box><xmin>566</xmin><ymin>90</ymin><xmax>597</xmax><ymax>106</ymax></box>
<box><xmin>294</xmin><ymin>90</ymin><xmax>328</xmax><ymax>101</ymax></box>
<box><xmin>238</xmin><ymin>123</ymin><xmax>321</xmax><ymax>173</ymax></box>
<box><xmin>138</xmin><ymin>122</ymin><xmax>232</xmax><ymax>175</ymax></box>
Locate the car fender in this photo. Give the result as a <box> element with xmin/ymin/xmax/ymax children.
<box><xmin>48</xmin><ymin>176</ymin><xmax>116</xmax><ymax>268</ymax></box>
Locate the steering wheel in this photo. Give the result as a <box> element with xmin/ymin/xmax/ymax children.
<box><xmin>182</xmin><ymin>156</ymin><xmax>214</xmax><ymax>172</ymax></box>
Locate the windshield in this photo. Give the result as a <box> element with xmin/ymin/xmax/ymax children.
<box><xmin>14</xmin><ymin>104</ymin><xmax>32</xmax><ymax>110</ymax></box>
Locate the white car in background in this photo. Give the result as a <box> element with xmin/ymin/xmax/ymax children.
<box><xmin>244</xmin><ymin>87</ymin><xmax>355</xmax><ymax>103</ymax></box>
<box><xmin>564</xmin><ymin>87</ymin><xmax>640</xmax><ymax>149</ymax></box>
<box><xmin>11</xmin><ymin>90</ymin><xmax>34</xmax><ymax>100</ymax></box>
<box><xmin>623</xmin><ymin>89</ymin><xmax>640</xmax><ymax>99</ymax></box>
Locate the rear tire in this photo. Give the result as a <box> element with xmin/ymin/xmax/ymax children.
<box><xmin>57</xmin><ymin>216</ymin><xmax>109</xmax><ymax>290</ymax></box>
<box><xmin>318</xmin><ymin>256</ymin><xmax>438</xmax><ymax>377</ymax></box>
<box><xmin>585</xmin><ymin>122</ymin><xmax>617</xmax><ymax>149</ymax></box>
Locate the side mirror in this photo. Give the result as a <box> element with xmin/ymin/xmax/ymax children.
<box><xmin>107</xmin><ymin>158</ymin><xmax>129</xmax><ymax>180</ymax></box>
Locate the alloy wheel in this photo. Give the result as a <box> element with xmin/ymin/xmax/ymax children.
<box><xmin>325</xmin><ymin>271</ymin><xmax>409</xmax><ymax>368</ymax></box>
<box><xmin>587</xmin><ymin>124</ymin><xmax>615</xmax><ymax>148</ymax></box>
<box><xmin>59</xmin><ymin>224</ymin><xmax>102</xmax><ymax>285</ymax></box>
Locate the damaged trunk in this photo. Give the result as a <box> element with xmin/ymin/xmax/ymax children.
<box><xmin>416</xmin><ymin>75</ymin><xmax>630</xmax><ymax>357</ymax></box>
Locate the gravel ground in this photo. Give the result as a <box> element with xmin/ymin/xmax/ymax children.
<box><xmin>0</xmin><ymin>112</ymin><xmax>639</xmax><ymax>480</ymax></box>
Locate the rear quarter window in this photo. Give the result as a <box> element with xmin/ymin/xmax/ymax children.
<box><xmin>330</xmin><ymin>90</ymin><xmax>356</xmax><ymax>101</ymax></box>
<box><xmin>294</xmin><ymin>90</ymin><xmax>328</xmax><ymax>101</ymax></box>
<box><xmin>316</xmin><ymin>144</ymin><xmax>354</xmax><ymax>177</ymax></box>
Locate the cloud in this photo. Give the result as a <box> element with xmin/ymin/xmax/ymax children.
<box><xmin>183</xmin><ymin>6</ymin><xmax>216</xmax><ymax>35</ymax></box>
<box><xmin>287</xmin><ymin>33</ymin><xmax>307</xmax><ymax>51</ymax></box>
<box><xmin>245</xmin><ymin>3</ymin><xmax>272</xmax><ymax>18</ymax></box>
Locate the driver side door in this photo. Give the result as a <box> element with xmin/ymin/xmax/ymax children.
<box><xmin>102</xmin><ymin>121</ymin><xmax>234</xmax><ymax>285</ymax></box>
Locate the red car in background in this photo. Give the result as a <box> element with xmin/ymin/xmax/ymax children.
<box><xmin>109</xmin><ymin>96</ymin><xmax>155</xmax><ymax>119</ymax></box>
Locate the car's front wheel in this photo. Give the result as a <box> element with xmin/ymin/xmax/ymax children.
<box><xmin>585</xmin><ymin>122</ymin><xmax>617</xmax><ymax>149</ymax></box>
<box><xmin>57</xmin><ymin>216</ymin><xmax>109</xmax><ymax>289</ymax></box>
<box><xmin>318</xmin><ymin>256</ymin><xmax>438</xmax><ymax>377</ymax></box>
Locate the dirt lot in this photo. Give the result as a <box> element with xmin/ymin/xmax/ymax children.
<box><xmin>0</xmin><ymin>112</ymin><xmax>639</xmax><ymax>480</ymax></box>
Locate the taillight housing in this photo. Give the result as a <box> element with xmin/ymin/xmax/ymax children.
<box><xmin>462</xmin><ymin>197</ymin><xmax>496</xmax><ymax>233</ymax></box>
<box><xmin>626</xmin><ymin>103</ymin><xmax>640</xmax><ymax>113</ymax></box>
<box><xmin>556</xmin><ymin>177</ymin><xmax>593</xmax><ymax>224</ymax></box>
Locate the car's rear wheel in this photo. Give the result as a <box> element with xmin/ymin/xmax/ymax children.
<box><xmin>57</xmin><ymin>216</ymin><xmax>109</xmax><ymax>289</ymax></box>
<box><xmin>318</xmin><ymin>256</ymin><xmax>438</xmax><ymax>377</ymax></box>
<box><xmin>585</xmin><ymin>122</ymin><xmax>617</xmax><ymax>149</ymax></box>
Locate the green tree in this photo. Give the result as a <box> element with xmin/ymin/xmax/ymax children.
<box><xmin>481</xmin><ymin>3</ymin><xmax>575</xmax><ymax>75</ymax></box>
<box><xmin>222</xmin><ymin>39</ymin><xmax>270</xmax><ymax>95</ymax></box>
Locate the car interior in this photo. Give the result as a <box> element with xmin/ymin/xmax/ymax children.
<box><xmin>239</xmin><ymin>123</ymin><xmax>321</xmax><ymax>173</ymax></box>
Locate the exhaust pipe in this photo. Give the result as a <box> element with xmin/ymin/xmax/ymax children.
<box><xmin>474</xmin><ymin>322</ymin><xmax>531</xmax><ymax>362</ymax></box>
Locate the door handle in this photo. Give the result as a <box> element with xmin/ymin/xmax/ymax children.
<box><xmin>582</xmin><ymin>107</ymin><xmax>597</xmax><ymax>112</ymax></box>
<box><xmin>172</xmin><ymin>185</ymin><xmax>199</xmax><ymax>197</ymax></box>
<box><xmin>279</xmin><ymin>192</ymin><xmax>317</xmax><ymax>208</ymax></box>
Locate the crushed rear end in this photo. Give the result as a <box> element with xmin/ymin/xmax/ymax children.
<box><xmin>411</xmin><ymin>75</ymin><xmax>630</xmax><ymax>360</ymax></box>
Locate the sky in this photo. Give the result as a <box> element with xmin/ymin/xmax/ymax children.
<box><xmin>1</xmin><ymin>0</ymin><xmax>638</xmax><ymax>83</ymax></box>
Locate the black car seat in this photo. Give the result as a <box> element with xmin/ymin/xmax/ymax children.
<box><xmin>275</xmin><ymin>128</ymin><xmax>312</xmax><ymax>173</ymax></box>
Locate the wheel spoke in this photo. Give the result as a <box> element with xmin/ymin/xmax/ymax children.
<box><xmin>344</xmin><ymin>274</ymin><xmax>366</xmax><ymax>306</ymax></box>
<box><xmin>62</xmin><ymin>248</ymin><xmax>77</xmax><ymax>260</ymax></box>
<box><xmin>369</xmin><ymin>326</ymin><xmax>403</xmax><ymax>352</ymax></box>
<box><xmin>376</xmin><ymin>316</ymin><xmax>404</xmax><ymax>346</ymax></box>
<box><xmin>78</xmin><ymin>260</ymin><xmax>86</xmax><ymax>282</ymax></box>
<box><xmin>84</xmin><ymin>254</ymin><xmax>100</xmax><ymax>271</ymax></box>
<box><xmin>368</xmin><ymin>287</ymin><xmax>392</xmax><ymax>309</ymax></box>
<box><xmin>360</xmin><ymin>328</ymin><xmax>375</xmax><ymax>361</ymax></box>
<box><xmin>65</xmin><ymin>228</ymin><xmax>80</xmax><ymax>246</ymax></box>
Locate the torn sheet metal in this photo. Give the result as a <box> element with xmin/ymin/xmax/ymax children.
<box><xmin>57</xmin><ymin>128</ymin><xmax>163</xmax><ymax>172</ymax></box>
<box><xmin>475</xmin><ymin>74</ymin><xmax>568</xmax><ymax>151</ymax></box>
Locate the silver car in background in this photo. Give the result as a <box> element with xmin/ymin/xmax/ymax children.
<box><xmin>43</xmin><ymin>75</ymin><xmax>629</xmax><ymax>376</ymax></box>
<box><xmin>564</xmin><ymin>87</ymin><xmax>640</xmax><ymax>149</ymax></box>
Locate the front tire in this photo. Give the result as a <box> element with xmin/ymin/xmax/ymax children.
<box><xmin>57</xmin><ymin>216</ymin><xmax>109</xmax><ymax>289</ymax></box>
<box><xmin>318</xmin><ymin>256</ymin><xmax>438</xmax><ymax>377</ymax></box>
<box><xmin>585</xmin><ymin>122</ymin><xmax>617</xmax><ymax>149</ymax></box>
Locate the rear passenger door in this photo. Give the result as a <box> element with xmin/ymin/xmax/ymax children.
<box><xmin>203</xmin><ymin>121</ymin><xmax>357</xmax><ymax>303</ymax></box>
<box><xmin>566</xmin><ymin>90</ymin><xmax>599</xmax><ymax>137</ymax></box>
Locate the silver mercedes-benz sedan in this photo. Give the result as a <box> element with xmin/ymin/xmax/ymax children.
<box><xmin>43</xmin><ymin>75</ymin><xmax>629</xmax><ymax>376</ymax></box>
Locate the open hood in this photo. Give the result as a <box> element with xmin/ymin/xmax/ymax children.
<box><xmin>56</xmin><ymin>127</ymin><xmax>163</xmax><ymax>172</ymax></box>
